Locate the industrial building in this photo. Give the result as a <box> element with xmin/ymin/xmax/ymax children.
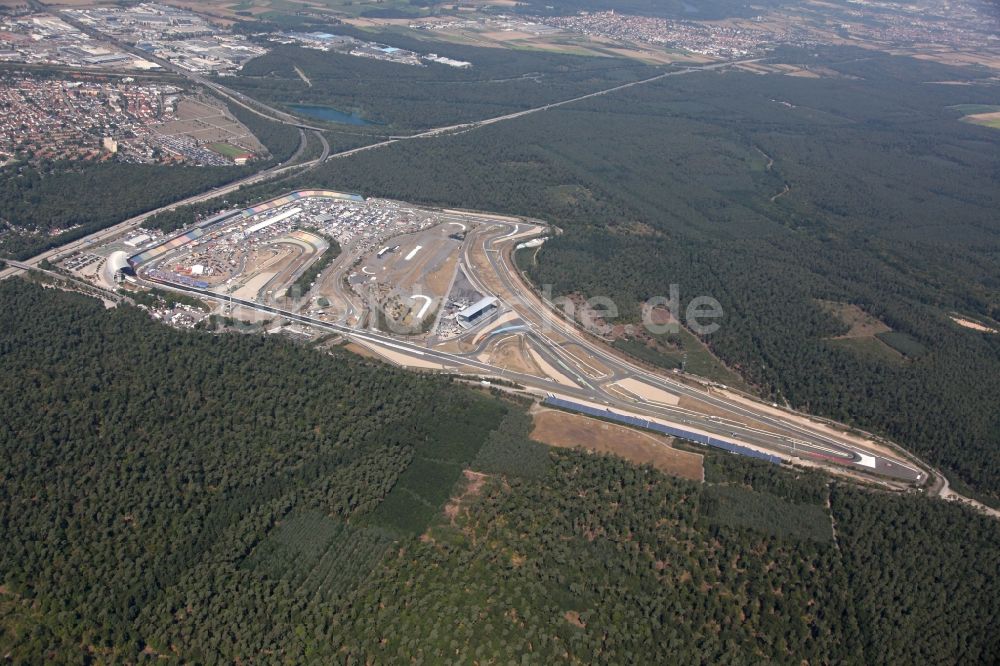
<box><xmin>457</xmin><ymin>296</ymin><xmax>499</xmax><ymax>327</ymax></box>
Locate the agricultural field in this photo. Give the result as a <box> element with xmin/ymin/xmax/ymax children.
<box><xmin>154</xmin><ymin>98</ymin><xmax>264</xmax><ymax>156</ymax></box>
<box><xmin>950</xmin><ymin>104</ymin><xmax>1000</xmax><ymax>130</ymax></box>
<box><xmin>395</xmin><ymin>17</ymin><xmax>695</xmax><ymax>64</ymax></box>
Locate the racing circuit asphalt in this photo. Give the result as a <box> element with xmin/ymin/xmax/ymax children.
<box><xmin>134</xmin><ymin>211</ymin><xmax>925</xmax><ymax>484</ymax></box>
<box><xmin>456</xmin><ymin>216</ymin><xmax>925</xmax><ymax>482</ymax></box>
<box><xmin>0</xmin><ymin>27</ymin><xmax>924</xmax><ymax>484</ymax></box>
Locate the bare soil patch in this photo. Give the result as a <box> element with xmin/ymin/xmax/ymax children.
<box><xmin>817</xmin><ymin>300</ymin><xmax>891</xmax><ymax>338</ymax></box>
<box><xmin>343</xmin><ymin>342</ymin><xmax>382</xmax><ymax>359</ymax></box>
<box><xmin>424</xmin><ymin>250</ymin><xmax>458</xmax><ymax>297</ymax></box>
<box><xmin>611</xmin><ymin>377</ymin><xmax>680</xmax><ymax>406</ymax></box>
<box><xmin>531</xmin><ymin>410</ymin><xmax>703</xmax><ymax>481</ymax></box>
<box><xmin>488</xmin><ymin>335</ymin><xmax>544</xmax><ymax>375</ymax></box>
<box><xmin>950</xmin><ymin>315</ymin><xmax>998</xmax><ymax>333</ymax></box>
<box><xmin>443</xmin><ymin>470</ymin><xmax>489</xmax><ymax>524</ymax></box>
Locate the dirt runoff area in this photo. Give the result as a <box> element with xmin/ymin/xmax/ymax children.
<box><xmin>531</xmin><ymin>409</ymin><xmax>703</xmax><ymax>481</ymax></box>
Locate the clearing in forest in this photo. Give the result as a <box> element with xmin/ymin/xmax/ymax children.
<box><xmin>951</xmin><ymin>104</ymin><xmax>1000</xmax><ymax>130</ymax></box>
<box><xmin>530</xmin><ymin>409</ymin><xmax>703</xmax><ymax>481</ymax></box>
<box><xmin>818</xmin><ymin>300</ymin><xmax>928</xmax><ymax>360</ymax></box>
<box><xmin>817</xmin><ymin>300</ymin><xmax>891</xmax><ymax>338</ymax></box>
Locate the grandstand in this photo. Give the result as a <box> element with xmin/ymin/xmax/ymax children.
<box><xmin>241</xmin><ymin>190</ymin><xmax>364</xmax><ymax>217</ymax></box>
<box><xmin>102</xmin><ymin>251</ymin><xmax>134</xmax><ymax>285</ymax></box>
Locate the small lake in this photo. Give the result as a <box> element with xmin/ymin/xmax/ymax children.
<box><xmin>288</xmin><ymin>104</ymin><xmax>373</xmax><ymax>126</ymax></box>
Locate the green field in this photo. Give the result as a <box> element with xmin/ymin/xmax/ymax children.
<box><xmin>966</xmin><ymin>116</ymin><xmax>1000</xmax><ymax>129</ymax></box>
<box><xmin>471</xmin><ymin>409</ymin><xmax>552</xmax><ymax>479</ymax></box>
<box><xmin>826</xmin><ymin>336</ymin><xmax>905</xmax><ymax>364</ymax></box>
<box><xmin>208</xmin><ymin>142</ymin><xmax>249</xmax><ymax>158</ymax></box>
<box><xmin>364</xmin><ymin>392</ymin><xmax>506</xmax><ymax>535</ymax></box>
<box><xmin>613</xmin><ymin>326</ymin><xmax>750</xmax><ymax>390</ymax></box>
<box><xmin>875</xmin><ymin>330</ymin><xmax>928</xmax><ymax>358</ymax></box>
<box><xmin>948</xmin><ymin>104</ymin><xmax>1000</xmax><ymax>115</ymax></box>
<box><xmin>949</xmin><ymin>104</ymin><xmax>1000</xmax><ymax>130</ymax></box>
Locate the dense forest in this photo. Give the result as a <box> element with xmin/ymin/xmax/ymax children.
<box><xmin>0</xmin><ymin>280</ymin><xmax>505</xmax><ymax>659</ymax></box>
<box><xmin>294</xmin><ymin>46</ymin><xmax>1000</xmax><ymax>503</ymax></box>
<box><xmin>224</xmin><ymin>99</ymin><xmax>302</xmax><ymax>164</ymax></box>
<box><xmin>0</xmin><ymin>161</ymin><xmax>244</xmax><ymax>260</ymax></box>
<box><xmin>0</xmin><ymin>280</ymin><xmax>997</xmax><ymax>662</ymax></box>
<box><xmin>222</xmin><ymin>34</ymin><xmax>659</xmax><ymax>131</ymax></box>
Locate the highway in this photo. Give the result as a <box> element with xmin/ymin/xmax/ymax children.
<box><xmin>1</xmin><ymin>186</ymin><xmax>925</xmax><ymax>484</ymax></box>
<box><xmin>0</xmin><ymin>48</ymin><xmax>763</xmax><ymax>285</ymax></box>
<box><xmin>1</xmin><ymin>31</ymin><xmax>762</xmax><ymax>283</ymax></box>
<box><xmin>42</xmin><ymin>0</ymin><xmax>326</xmax><ymax>133</ymax></box>
<box><xmin>0</xmin><ymin>149</ymin><xmax>320</xmax><ymax>282</ymax></box>
<box><xmin>146</xmin><ymin>267</ymin><xmax>923</xmax><ymax>483</ymax></box>
<box><xmin>46</xmin><ymin>0</ymin><xmax>755</xmax><ymax>138</ymax></box>
<box><xmin>4</xmin><ymin>5</ymin><xmax>768</xmax><ymax>284</ymax></box>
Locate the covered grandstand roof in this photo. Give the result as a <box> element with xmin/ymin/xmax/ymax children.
<box><xmin>102</xmin><ymin>251</ymin><xmax>132</xmax><ymax>286</ymax></box>
<box><xmin>106</xmin><ymin>251</ymin><xmax>131</xmax><ymax>274</ymax></box>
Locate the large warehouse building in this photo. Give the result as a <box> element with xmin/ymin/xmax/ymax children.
<box><xmin>457</xmin><ymin>296</ymin><xmax>499</xmax><ymax>327</ymax></box>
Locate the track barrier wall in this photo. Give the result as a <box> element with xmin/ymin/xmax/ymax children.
<box><xmin>543</xmin><ymin>396</ymin><xmax>783</xmax><ymax>465</ymax></box>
